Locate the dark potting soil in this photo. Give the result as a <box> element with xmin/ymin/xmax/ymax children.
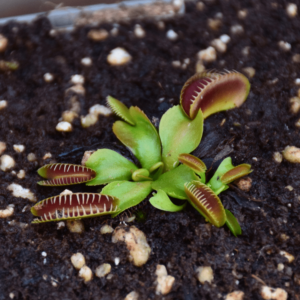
<box><xmin>0</xmin><ymin>0</ymin><xmax>300</xmax><ymax>299</ymax></box>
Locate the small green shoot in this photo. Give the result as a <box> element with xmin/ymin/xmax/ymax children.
<box><xmin>224</xmin><ymin>209</ymin><xmax>242</xmax><ymax>237</ymax></box>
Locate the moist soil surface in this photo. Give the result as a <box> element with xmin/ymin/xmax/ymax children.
<box><xmin>1</xmin><ymin>1</ymin><xmax>300</xmax><ymax>299</ymax></box>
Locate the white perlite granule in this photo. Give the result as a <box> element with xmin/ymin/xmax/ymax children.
<box><xmin>67</xmin><ymin>219</ymin><xmax>85</xmax><ymax>233</ymax></box>
<box><xmin>100</xmin><ymin>225</ymin><xmax>114</xmax><ymax>234</ymax></box>
<box><xmin>0</xmin><ymin>142</ymin><xmax>6</xmax><ymax>155</ymax></box>
<box><xmin>197</xmin><ymin>47</ymin><xmax>217</xmax><ymax>63</ymax></box>
<box><xmin>56</xmin><ymin>121</ymin><xmax>73</xmax><ymax>132</ymax></box>
<box><xmin>81</xmin><ymin>57</ymin><xmax>92</xmax><ymax>66</ymax></box>
<box><xmin>7</xmin><ymin>183</ymin><xmax>36</xmax><ymax>202</ymax></box>
<box><xmin>70</xmin><ymin>74</ymin><xmax>85</xmax><ymax>85</ymax></box>
<box><xmin>89</xmin><ymin>104</ymin><xmax>112</xmax><ymax>116</ymax></box>
<box><xmin>43</xmin><ymin>73</ymin><xmax>54</xmax><ymax>83</ymax></box>
<box><xmin>0</xmin><ymin>205</ymin><xmax>14</xmax><ymax>218</ymax></box>
<box><xmin>88</xmin><ymin>29</ymin><xmax>109</xmax><ymax>41</ymax></box>
<box><xmin>219</xmin><ymin>34</ymin><xmax>231</xmax><ymax>44</ymax></box>
<box><xmin>81</xmin><ymin>114</ymin><xmax>98</xmax><ymax>128</ymax></box>
<box><xmin>13</xmin><ymin>145</ymin><xmax>25</xmax><ymax>153</ymax></box>
<box><xmin>286</xmin><ymin>3</ymin><xmax>297</xmax><ymax>18</ymax></box>
<box><xmin>279</xmin><ymin>250</ymin><xmax>295</xmax><ymax>263</ymax></box>
<box><xmin>166</xmin><ymin>29</ymin><xmax>178</xmax><ymax>41</ymax></box>
<box><xmin>62</xmin><ymin>110</ymin><xmax>78</xmax><ymax>123</ymax></box>
<box><xmin>0</xmin><ymin>155</ymin><xmax>15</xmax><ymax>171</ymax></box>
<box><xmin>261</xmin><ymin>286</ymin><xmax>287</xmax><ymax>300</ymax></box>
<box><xmin>107</xmin><ymin>48</ymin><xmax>132</xmax><ymax>66</ymax></box>
<box><xmin>17</xmin><ymin>170</ymin><xmax>25</xmax><ymax>179</ymax></box>
<box><xmin>134</xmin><ymin>24</ymin><xmax>146</xmax><ymax>38</ymax></box>
<box><xmin>211</xmin><ymin>39</ymin><xmax>226</xmax><ymax>53</ymax></box>
<box><xmin>231</xmin><ymin>24</ymin><xmax>244</xmax><ymax>35</ymax></box>
<box><xmin>0</xmin><ymin>34</ymin><xmax>8</xmax><ymax>52</ymax></box>
<box><xmin>71</xmin><ymin>253</ymin><xmax>86</xmax><ymax>270</ymax></box>
<box><xmin>79</xmin><ymin>265</ymin><xmax>93</xmax><ymax>283</ymax></box>
<box><xmin>112</xmin><ymin>226</ymin><xmax>151</xmax><ymax>267</ymax></box>
<box><xmin>273</xmin><ymin>152</ymin><xmax>282</xmax><ymax>164</ymax></box>
<box><xmin>278</xmin><ymin>41</ymin><xmax>291</xmax><ymax>52</ymax></box>
<box><xmin>225</xmin><ymin>291</ymin><xmax>244</xmax><ymax>300</ymax></box>
<box><xmin>0</xmin><ymin>100</ymin><xmax>7</xmax><ymax>110</ymax></box>
<box><xmin>27</xmin><ymin>153</ymin><xmax>37</xmax><ymax>162</ymax></box>
<box><xmin>155</xmin><ymin>264</ymin><xmax>175</xmax><ymax>295</ymax></box>
<box><xmin>282</xmin><ymin>145</ymin><xmax>300</xmax><ymax>163</ymax></box>
<box><xmin>43</xmin><ymin>152</ymin><xmax>52</xmax><ymax>160</ymax></box>
<box><xmin>124</xmin><ymin>291</ymin><xmax>139</xmax><ymax>300</ymax></box>
<box><xmin>95</xmin><ymin>263</ymin><xmax>111</xmax><ymax>278</ymax></box>
<box><xmin>196</xmin><ymin>266</ymin><xmax>214</xmax><ymax>284</ymax></box>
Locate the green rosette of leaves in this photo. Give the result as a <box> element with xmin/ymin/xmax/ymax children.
<box><xmin>32</xmin><ymin>70</ymin><xmax>251</xmax><ymax>237</ymax></box>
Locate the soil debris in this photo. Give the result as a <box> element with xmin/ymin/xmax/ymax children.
<box><xmin>282</xmin><ymin>145</ymin><xmax>300</xmax><ymax>163</ymax></box>
<box><xmin>71</xmin><ymin>253</ymin><xmax>86</xmax><ymax>269</ymax></box>
<box><xmin>112</xmin><ymin>226</ymin><xmax>151</xmax><ymax>267</ymax></box>
<box><xmin>95</xmin><ymin>263</ymin><xmax>111</xmax><ymax>278</ymax></box>
<box><xmin>155</xmin><ymin>264</ymin><xmax>175</xmax><ymax>295</ymax></box>
<box><xmin>196</xmin><ymin>266</ymin><xmax>214</xmax><ymax>284</ymax></box>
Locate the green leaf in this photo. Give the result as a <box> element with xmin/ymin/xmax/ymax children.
<box><xmin>85</xmin><ymin>149</ymin><xmax>138</xmax><ymax>186</ymax></box>
<box><xmin>207</xmin><ymin>157</ymin><xmax>233</xmax><ymax>193</ymax></box>
<box><xmin>107</xmin><ymin>95</ymin><xmax>135</xmax><ymax>125</ymax></box>
<box><xmin>149</xmin><ymin>162</ymin><xmax>164</xmax><ymax>180</ymax></box>
<box><xmin>132</xmin><ymin>169</ymin><xmax>152</xmax><ymax>181</ymax></box>
<box><xmin>178</xmin><ymin>153</ymin><xmax>206</xmax><ymax>173</ymax></box>
<box><xmin>178</xmin><ymin>153</ymin><xmax>206</xmax><ymax>183</ymax></box>
<box><xmin>113</xmin><ymin>106</ymin><xmax>161</xmax><ymax>169</ymax></box>
<box><xmin>101</xmin><ymin>181</ymin><xmax>152</xmax><ymax>217</ymax></box>
<box><xmin>225</xmin><ymin>209</ymin><xmax>242</xmax><ymax>237</ymax></box>
<box><xmin>149</xmin><ymin>189</ymin><xmax>186</xmax><ymax>212</ymax></box>
<box><xmin>208</xmin><ymin>157</ymin><xmax>252</xmax><ymax>194</ymax></box>
<box><xmin>159</xmin><ymin>105</ymin><xmax>203</xmax><ymax>171</ymax></box>
<box><xmin>152</xmin><ymin>164</ymin><xmax>198</xmax><ymax>199</ymax></box>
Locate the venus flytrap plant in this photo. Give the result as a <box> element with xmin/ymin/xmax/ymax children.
<box><xmin>31</xmin><ymin>70</ymin><xmax>251</xmax><ymax>237</ymax></box>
